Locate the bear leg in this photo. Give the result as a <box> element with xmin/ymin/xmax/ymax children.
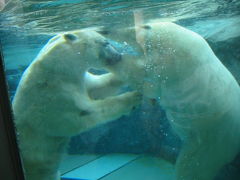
<box><xmin>84</xmin><ymin>72</ymin><xmax>123</xmax><ymax>99</ymax></box>
<box><xmin>176</xmin><ymin>126</ymin><xmax>240</xmax><ymax>180</ymax></box>
<box><xmin>24</xmin><ymin>168</ymin><xmax>60</xmax><ymax>180</ymax></box>
<box><xmin>83</xmin><ymin>91</ymin><xmax>142</xmax><ymax>129</ymax></box>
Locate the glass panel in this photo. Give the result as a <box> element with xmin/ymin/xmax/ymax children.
<box><xmin>1</xmin><ymin>0</ymin><xmax>240</xmax><ymax>180</ymax></box>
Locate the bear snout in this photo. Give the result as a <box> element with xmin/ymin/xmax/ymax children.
<box><xmin>99</xmin><ymin>42</ymin><xmax>122</xmax><ymax>65</ymax></box>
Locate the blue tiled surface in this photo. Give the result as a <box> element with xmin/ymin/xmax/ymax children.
<box><xmin>101</xmin><ymin>155</ymin><xmax>175</xmax><ymax>180</ymax></box>
<box><xmin>60</xmin><ymin>154</ymin><xmax>100</xmax><ymax>174</ymax></box>
<box><xmin>61</xmin><ymin>177</ymin><xmax>88</xmax><ymax>180</ymax></box>
<box><xmin>61</xmin><ymin>154</ymin><xmax>139</xmax><ymax>180</ymax></box>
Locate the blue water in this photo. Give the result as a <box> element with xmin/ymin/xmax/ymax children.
<box><xmin>1</xmin><ymin>0</ymin><xmax>239</xmax><ymax>98</ymax></box>
<box><xmin>0</xmin><ymin>0</ymin><xmax>240</xmax><ymax>179</ymax></box>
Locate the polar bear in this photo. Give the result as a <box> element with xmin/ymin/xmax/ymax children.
<box><xmin>94</xmin><ymin>22</ymin><xmax>240</xmax><ymax>180</ymax></box>
<box><xmin>12</xmin><ymin>30</ymin><xmax>141</xmax><ymax>180</ymax></box>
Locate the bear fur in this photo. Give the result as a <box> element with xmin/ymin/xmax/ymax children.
<box><xmin>96</xmin><ymin>22</ymin><xmax>240</xmax><ymax>180</ymax></box>
<box><xmin>12</xmin><ymin>30</ymin><xmax>141</xmax><ymax>180</ymax></box>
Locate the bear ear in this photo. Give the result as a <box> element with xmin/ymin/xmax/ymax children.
<box><xmin>63</xmin><ymin>33</ymin><xmax>78</xmax><ymax>42</ymax></box>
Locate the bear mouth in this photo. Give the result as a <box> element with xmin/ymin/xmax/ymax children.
<box><xmin>99</xmin><ymin>41</ymin><xmax>122</xmax><ymax>66</ymax></box>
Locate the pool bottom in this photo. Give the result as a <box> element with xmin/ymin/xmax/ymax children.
<box><xmin>60</xmin><ymin>154</ymin><xmax>175</xmax><ymax>180</ymax></box>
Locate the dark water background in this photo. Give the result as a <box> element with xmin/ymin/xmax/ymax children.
<box><xmin>0</xmin><ymin>0</ymin><xmax>240</xmax><ymax>179</ymax></box>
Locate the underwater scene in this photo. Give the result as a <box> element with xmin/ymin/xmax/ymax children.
<box><xmin>1</xmin><ymin>0</ymin><xmax>240</xmax><ymax>180</ymax></box>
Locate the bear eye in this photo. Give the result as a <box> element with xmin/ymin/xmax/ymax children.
<box><xmin>95</xmin><ymin>39</ymin><xmax>110</xmax><ymax>47</ymax></box>
<box><xmin>97</xmin><ymin>30</ymin><xmax>110</xmax><ymax>35</ymax></box>
<box><xmin>102</xmin><ymin>41</ymin><xmax>110</xmax><ymax>47</ymax></box>
<box><xmin>64</xmin><ymin>33</ymin><xmax>78</xmax><ymax>41</ymax></box>
<box><xmin>142</xmin><ymin>25</ymin><xmax>151</xmax><ymax>30</ymax></box>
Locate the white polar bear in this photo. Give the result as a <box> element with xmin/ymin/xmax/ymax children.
<box><xmin>95</xmin><ymin>22</ymin><xmax>240</xmax><ymax>180</ymax></box>
<box><xmin>12</xmin><ymin>30</ymin><xmax>141</xmax><ymax>180</ymax></box>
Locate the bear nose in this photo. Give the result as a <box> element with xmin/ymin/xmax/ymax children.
<box><xmin>99</xmin><ymin>41</ymin><xmax>122</xmax><ymax>65</ymax></box>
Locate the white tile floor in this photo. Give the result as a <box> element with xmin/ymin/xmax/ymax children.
<box><xmin>60</xmin><ymin>154</ymin><xmax>175</xmax><ymax>180</ymax></box>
